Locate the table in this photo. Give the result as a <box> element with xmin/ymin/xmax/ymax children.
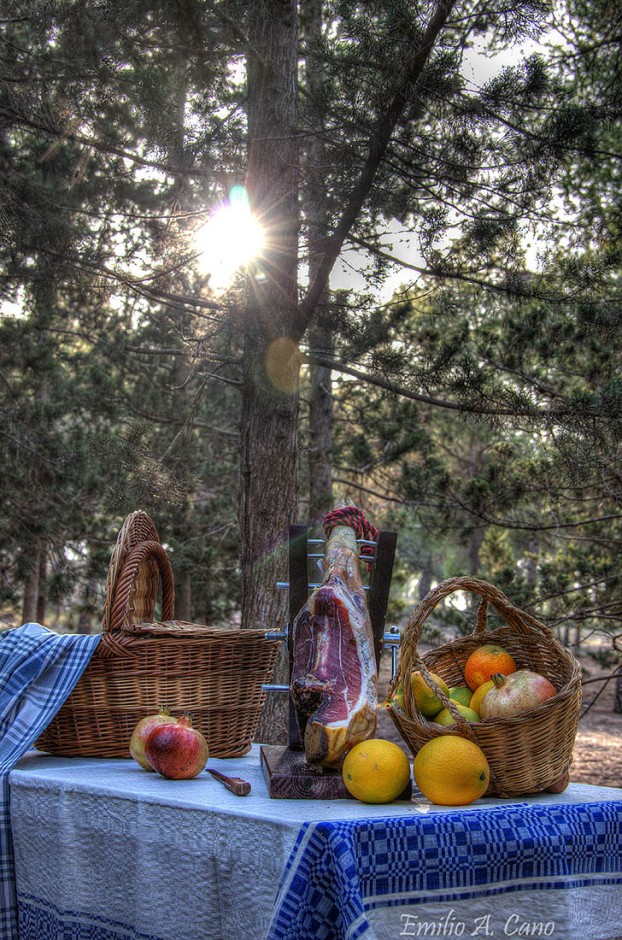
<box><xmin>9</xmin><ymin>747</ymin><xmax>622</xmax><ymax>940</ymax></box>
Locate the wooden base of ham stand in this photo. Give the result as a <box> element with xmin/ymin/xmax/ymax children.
<box><xmin>260</xmin><ymin>744</ymin><xmax>412</xmax><ymax>800</ymax></box>
<box><xmin>261</xmin><ymin>524</ymin><xmax>405</xmax><ymax>800</ymax></box>
<box><xmin>260</xmin><ymin>745</ymin><xmax>351</xmax><ymax>799</ymax></box>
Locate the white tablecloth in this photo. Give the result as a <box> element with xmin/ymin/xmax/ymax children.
<box><xmin>9</xmin><ymin>747</ymin><xmax>622</xmax><ymax>940</ymax></box>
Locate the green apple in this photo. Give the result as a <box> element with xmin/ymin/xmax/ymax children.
<box><xmin>449</xmin><ymin>685</ymin><xmax>473</xmax><ymax>708</ymax></box>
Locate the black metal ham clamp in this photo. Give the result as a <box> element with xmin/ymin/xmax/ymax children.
<box><xmin>260</xmin><ymin>523</ymin><xmax>408</xmax><ymax>799</ymax></box>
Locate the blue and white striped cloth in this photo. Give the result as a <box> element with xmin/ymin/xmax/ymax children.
<box><xmin>267</xmin><ymin>800</ymin><xmax>622</xmax><ymax>939</ymax></box>
<box><xmin>0</xmin><ymin>623</ymin><xmax>101</xmax><ymax>940</ymax></box>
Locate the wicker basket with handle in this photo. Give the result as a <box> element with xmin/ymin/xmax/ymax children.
<box><xmin>36</xmin><ymin>512</ymin><xmax>279</xmax><ymax>759</ymax></box>
<box><xmin>387</xmin><ymin>576</ymin><xmax>582</xmax><ymax>798</ymax></box>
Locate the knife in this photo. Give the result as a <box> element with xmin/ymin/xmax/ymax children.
<box><xmin>206</xmin><ymin>767</ymin><xmax>252</xmax><ymax>796</ymax></box>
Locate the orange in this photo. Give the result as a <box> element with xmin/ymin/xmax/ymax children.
<box><xmin>433</xmin><ymin>703</ymin><xmax>480</xmax><ymax>726</ymax></box>
<box><xmin>464</xmin><ymin>644</ymin><xmax>517</xmax><ymax>692</ymax></box>
<box><xmin>413</xmin><ymin>736</ymin><xmax>490</xmax><ymax>806</ymax></box>
<box><xmin>342</xmin><ymin>738</ymin><xmax>411</xmax><ymax>804</ymax></box>
<box><xmin>410</xmin><ymin>671</ymin><xmax>450</xmax><ymax>718</ymax></box>
<box><xmin>470</xmin><ymin>679</ymin><xmax>495</xmax><ymax>716</ymax></box>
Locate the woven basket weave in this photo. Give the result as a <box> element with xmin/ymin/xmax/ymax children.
<box><xmin>387</xmin><ymin>576</ymin><xmax>582</xmax><ymax>798</ymax></box>
<box><xmin>36</xmin><ymin>512</ymin><xmax>279</xmax><ymax>759</ymax></box>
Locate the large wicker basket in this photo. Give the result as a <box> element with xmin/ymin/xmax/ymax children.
<box><xmin>36</xmin><ymin>512</ymin><xmax>279</xmax><ymax>759</ymax></box>
<box><xmin>387</xmin><ymin>576</ymin><xmax>582</xmax><ymax>798</ymax></box>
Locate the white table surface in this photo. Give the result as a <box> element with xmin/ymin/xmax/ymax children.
<box><xmin>9</xmin><ymin>747</ymin><xmax>622</xmax><ymax>940</ymax></box>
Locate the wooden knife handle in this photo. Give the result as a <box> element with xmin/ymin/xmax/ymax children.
<box><xmin>207</xmin><ymin>767</ymin><xmax>251</xmax><ymax>796</ymax></box>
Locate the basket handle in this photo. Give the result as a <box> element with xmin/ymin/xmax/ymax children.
<box><xmin>102</xmin><ymin>511</ymin><xmax>160</xmax><ymax>628</ymax></box>
<box><xmin>107</xmin><ymin>541</ymin><xmax>175</xmax><ymax>632</ymax></box>
<box><xmin>403</xmin><ymin>576</ymin><xmax>551</xmax><ymax>652</ymax></box>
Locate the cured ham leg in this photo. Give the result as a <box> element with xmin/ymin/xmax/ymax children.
<box><xmin>290</xmin><ymin>522</ymin><xmax>378</xmax><ymax>766</ymax></box>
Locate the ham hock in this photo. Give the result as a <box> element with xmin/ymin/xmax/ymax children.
<box><xmin>290</xmin><ymin>521</ymin><xmax>378</xmax><ymax>766</ymax></box>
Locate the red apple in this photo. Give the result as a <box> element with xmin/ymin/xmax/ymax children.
<box><xmin>144</xmin><ymin>712</ymin><xmax>208</xmax><ymax>779</ymax></box>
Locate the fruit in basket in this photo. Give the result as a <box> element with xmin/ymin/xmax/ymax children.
<box><xmin>469</xmin><ymin>679</ymin><xmax>495</xmax><ymax>716</ymax></box>
<box><xmin>464</xmin><ymin>644</ymin><xmax>517</xmax><ymax>691</ymax></box>
<box><xmin>144</xmin><ymin>711</ymin><xmax>209</xmax><ymax>779</ymax></box>
<box><xmin>449</xmin><ymin>686</ymin><xmax>473</xmax><ymax>708</ymax></box>
<box><xmin>342</xmin><ymin>738</ymin><xmax>411</xmax><ymax>804</ymax></box>
<box><xmin>130</xmin><ymin>706</ymin><xmax>178</xmax><ymax>771</ymax></box>
<box><xmin>413</xmin><ymin>736</ymin><xmax>490</xmax><ymax>806</ymax></box>
<box><xmin>479</xmin><ymin>670</ymin><xmax>557</xmax><ymax>719</ymax></box>
<box><xmin>389</xmin><ymin>683</ymin><xmax>405</xmax><ymax>710</ymax></box>
<box><xmin>433</xmin><ymin>703</ymin><xmax>480</xmax><ymax>726</ymax></box>
<box><xmin>410</xmin><ymin>671</ymin><xmax>450</xmax><ymax>718</ymax></box>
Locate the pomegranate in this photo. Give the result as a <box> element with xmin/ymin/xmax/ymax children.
<box><xmin>479</xmin><ymin>669</ymin><xmax>557</xmax><ymax>719</ymax></box>
<box><xmin>144</xmin><ymin>711</ymin><xmax>209</xmax><ymax>779</ymax></box>
<box><xmin>130</xmin><ymin>706</ymin><xmax>177</xmax><ymax>771</ymax></box>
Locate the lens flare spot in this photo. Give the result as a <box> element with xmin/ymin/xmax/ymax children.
<box><xmin>265</xmin><ymin>338</ymin><xmax>302</xmax><ymax>394</ymax></box>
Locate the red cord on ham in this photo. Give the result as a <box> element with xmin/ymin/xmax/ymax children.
<box><xmin>290</xmin><ymin>521</ymin><xmax>378</xmax><ymax>766</ymax></box>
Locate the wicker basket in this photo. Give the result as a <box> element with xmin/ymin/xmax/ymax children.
<box><xmin>36</xmin><ymin>512</ymin><xmax>279</xmax><ymax>759</ymax></box>
<box><xmin>387</xmin><ymin>576</ymin><xmax>582</xmax><ymax>798</ymax></box>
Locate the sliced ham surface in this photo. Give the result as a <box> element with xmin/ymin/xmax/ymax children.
<box><xmin>290</xmin><ymin>524</ymin><xmax>378</xmax><ymax>766</ymax></box>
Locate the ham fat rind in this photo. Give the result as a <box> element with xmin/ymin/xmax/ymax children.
<box><xmin>290</xmin><ymin>524</ymin><xmax>378</xmax><ymax>766</ymax></box>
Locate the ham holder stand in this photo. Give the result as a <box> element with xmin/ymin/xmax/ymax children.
<box><xmin>260</xmin><ymin>524</ymin><xmax>406</xmax><ymax>799</ymax></box>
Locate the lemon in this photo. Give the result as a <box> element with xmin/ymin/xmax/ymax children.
<box><xmin>414</xmin><ymin>736</ymin><xmax>490</xmax><ymax>806</ymax></box>
<box><xmin>433</xmin><ymin>703</ymin><xmax>480</xmax><ymax>726</ymax></box>
<box><xmin>470</xmin><ymin>679</ymin><xmax>495</xmax><ymax>716</ymax></box>
<box><xmin>449</xmin><ymin>686</ymin><xmax>473</xmax><ymax>708</ymax></box>
<box><xmin>410</xmin><ymin>670</ymin><xmax>450</xmax><ymax>718</ymax></box>
<box><xmin>342</xmin><ymin>738</ymin><xmax>411</xmax><ymax>804</ymax></box>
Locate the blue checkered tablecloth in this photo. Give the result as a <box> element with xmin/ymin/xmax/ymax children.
<box><xmin>268</xmin><ymin>800</ymin><xmax>622</xmax><ymax>940</ymax></box>
<box><xmin>0</xmin><ymin>623</ymin><xmax>101</xmax><ymax>940</ymax></box>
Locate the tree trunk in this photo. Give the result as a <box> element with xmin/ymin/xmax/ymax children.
<box><xmin>468</xmin><ymin>523</ymin><xmax>486</xmax><ymax>576</ymax></box>
<box><xmin>176</xmin><ymin>569</ymin><xmax>193</xmax><ymax>622</ymax></box>
<box><xmin>240</xmin><ymin>0</ymin><xmax>456</xmax><ymax>742</ymax></box>
<box><xmin>525</xmin><ymin>535</ymin><xmax>539</xmax><ymax>585</ymax></box>
<box><xmin>21</xmin><ymin>538</ymin><xmax>42</xmax><ymax>624</ymax></box>
<box><xmin>36</xmin><ymin>545</ymin><xmax>47</xmax><ymax>624</ymax></box>
<box><xmin>302</xmin><ymin>0</ymin><xmax>334</xmax><ymax>529</ymax></box>
<box><xmin>242</xmin><ymin>0</ymin><xmax>300</xmax><ymax>743</ymax></box>
<box><xmin>418</xmin><ymin>557</ymin><xmax>434</xmax><ymax>602</ymax></box>
<box><xmin>308</xmin><ymin>339</ymin><xmax>334</xmax><ymax>527</ymax></box>
<box><xmin>77</xmin><ymin>578</ymin><xmax>97</xmax><ymax>634</ymax></box>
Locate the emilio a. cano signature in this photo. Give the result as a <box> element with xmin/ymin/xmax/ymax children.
<box><xmin>399</xmin><ymin>909</ymin><xmax>556</xmax><ymax>937</ymax></box>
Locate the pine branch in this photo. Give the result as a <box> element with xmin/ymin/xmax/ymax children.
<box><xmin>4</xmin><ymin>107</ymin><xmax>214</xmax><ymax>179</ymax></box>
<box><xmin>294</xmin><ymin>0</ymin><xmax>458</xmax><ymax>339</ymax></box>
<box><xmin>348</xmin><ymin>234</ymin><xmax>622</xmax><ymax>306</ymax></box>
<box><xmin>443</xmin><ymin>483</ymin><xmax>622</xmax><ymax>532</ymax></box>
<box><xmin>306</xmin><ymin>351</ymin><xmax>579</xmax><ymax>419</ymax></box>
<box><xmin>40</xmin><ymin>246</ymin><xmax>225</xmax><ymax>315</ymax></box>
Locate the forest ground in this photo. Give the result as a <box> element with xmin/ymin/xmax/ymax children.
<box><xmin>375</xmin><ymin>651</ymin><xmax>622</xmax><ymax>789</ymax></box>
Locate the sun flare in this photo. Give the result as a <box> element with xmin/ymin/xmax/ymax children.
<box><xmin>194</xmin><ymin>186</ymin><xmax>265</xmax><ymax>290</ymax></box>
